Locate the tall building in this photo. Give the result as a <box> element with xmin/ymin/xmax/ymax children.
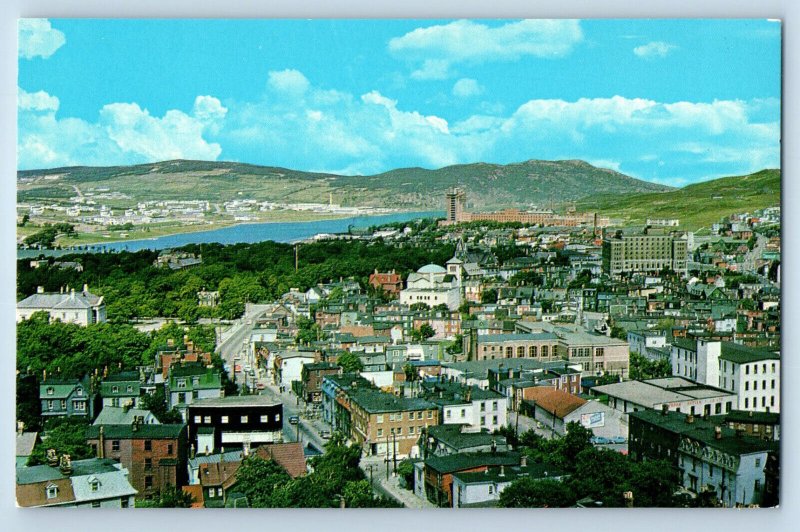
<box><xmin>602</xmin><ymin>226</ymin><xmax>688</xmax><ymax>276</ymax></box>
<box><xmin>445</xmin><ymin>188</ymin><xmax>466</xmax><ymax>224</ymax></box>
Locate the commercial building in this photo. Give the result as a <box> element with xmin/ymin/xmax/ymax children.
<box><xmin>602</xmin><ymin>227</ymin><xmax>688</xmax><ymax>276</ymax></box>
<box><xmin>593</xmin><ymin>377</ymin><xmax>737</xmax><ymax>417</ymax></box>
<box><xmin>187</xmin><ymin>395</ymin><xmax>283</xmax><ymax>454</ymax></box>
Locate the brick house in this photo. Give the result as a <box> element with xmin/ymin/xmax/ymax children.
<box><xmin>300</xmin><ymin>362</ymin><xmax>341</xmax><ymax>403</ymax></box>
<box><xmin>369</xmin><ymin>270</ymin><xmax>403</xmax><ymax>297</ymax></box>
<box><xmin>86</xmin><ymin>422</ymin><xmax>187</xmax><ymax>500</ymax></box>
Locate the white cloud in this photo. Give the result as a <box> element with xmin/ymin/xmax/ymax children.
<box><xmin>18</xmin><ymin>88</ymin><xmax>227</xmax><ymax>169</ymax></box>
<box><xmin>390</xmin><ymin>19</ymin><xmax>582</xmax><ymax>80</ymax></box>
<box><xmin>18</xmin><ymin>19</ymin><xmax>65</xmax><ymax>59</ymax></box>
<box><xmin>410</xmin><ymin>59</ymin><xmax>453</xmax><ymax>80</ymax></box>
<box><xmin>586</xmin><ymin>159</ymin><xmax>622</xmax><ymax>172</ymax></box>
<box><xmin>267</xmin><ymin>69</ymin><xmax>310</xmax><ymax>95</ymax></box>
<box><xmin>633</xmin><ymin>41</ymin><xmax>677</xmax><ymax>59</ymax></box>
<box><xmin>452</xmin><ymin>78</ymin><xmax>484</xmax><ymax>98</ymax></box>
<box><xmin>18</xmin><ymin>88</ymin><xmax>59</xmax><ymax>111</ymax></box>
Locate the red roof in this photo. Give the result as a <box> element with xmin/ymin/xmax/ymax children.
<box><xmin>523</xmin><ymin>387</ymin><xmax>587</xmax><ymax>419</ymax></box>
<box><xmin>182</xmin><ymin>484</ymin><xmax>205</xmax><ymax>509</ymax></box>
<box><xmin>254</xmin><ymin>442</ymin><xmax>307</xmax><ymax>478</ymax></box>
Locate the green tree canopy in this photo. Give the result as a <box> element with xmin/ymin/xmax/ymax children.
<box><xmin>337</xmin><ymin>352</ymin><xmax>364</xmax><ymax>373</ymax></box>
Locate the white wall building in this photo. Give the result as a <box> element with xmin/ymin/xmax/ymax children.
<box><xmin>400</xmin><ymin>264</ymin><xmax>461</xmax><ymax>311</ymax></box>
<box><xmin>17</xmin><ymin>285</ymin><xmax>106</xmax><ymax>326</ymax></box>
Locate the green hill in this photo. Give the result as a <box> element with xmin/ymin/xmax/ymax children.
<box><xmin>17</xmin><ymin>159</ymin><xmax>671</xmax><ymax>210</ymax></box>
<box><xmin>575</xmin><ymin>169</ymin><xmax>781</xmax><ymax>230</ymax></box>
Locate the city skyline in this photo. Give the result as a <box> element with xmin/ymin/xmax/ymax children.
<box><xmin>18</xmin><ymin>19</ymin><xmax>781</xmax><ymax>186</ymax></box>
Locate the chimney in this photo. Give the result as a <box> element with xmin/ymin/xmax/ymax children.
<box><xmin>37</xmin><ymin>286</ymin><xmax>44</xmax><ymax>294</ymax></box>
<box><xmin>131</xmin><ymin>418</ymin><xmax>139</xmax><ymax>432</ymax></box>
<box><xmin>190</xmin><ymin>444</ymin><xmax>196</xmax><ymax>459</ymax></box>
<box><xmin>499</xmin><ymin>465</ymin><xmax>505</xmax><ymax>477</ymax></box>
<box><xmin>59</xmin><ymin>454</ymin><xmax>73</xmax><ymax>476</ymax></box>
<box><xmin>749</xmin><ymin>410</ymin><xmax>754</xmax><ymax>417</ymax></box>
<box><xmin>339</xmin><ymin>496</ymin><xmax>346</xmax><ymax>509</ymax></box>
<box><xmin>661</xmin><ymin>404</ymin><xmax>669</xmax><ymax>416</ymax></box>
<box><xmin>83</xmin><ymin>283</ymin><xmax>89</xmax><ymax>293</ymax></box>
<box><xmin>47</xmin><ymin>449</ymin><xmax>59</xmax><ymax>467</ymax></box>
<box><xmin>17</xmin><ymin>421</ymin><xmax>24</xmax><ymax>435</ymax></box>
<box><xmin>686</xmin><ymin>414</ymin><xmax>695</xmax><ymax>424</ymax></box>
<box><xmin>623</xmin><ymin>491</ymin><xmax>634</xmax><ymax>508</ymax></box>
<box><xmin>714</xmin><ymin>426</ymin><xmax>722</xmax><ymax>440</ymax></box>
<box><xmin>520</xmin><ymin>455</ymin><xmax>527</xmax><ymax>467</ymax></box>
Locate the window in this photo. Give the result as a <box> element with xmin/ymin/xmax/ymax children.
<box><xmin>208</xmin><ymin>488</ymin><xmax>215</xmax><ymax>498</ymax></box>
<box><xmin>771</xmin><ymin>380</ymin><xmax>776</xmax><ymax>389</ymax></box>
<box><xmin>217</xmin><ymin>488</ymin><xmax>223</xmax><ymax>497</ymax></box>
<box><xmin>192</xmin><ymin>391</ymin><xmax>199</xmax><ymax>400</ymax></box>
<box><xmin>221</xmin><ymin>416</ymin><xmax>229</xmax><ymax>424</ymax></box>
<box><xmin>194</xmin><ymin>416</ymin><xmax>202</xmax><ymax>423</ymax></box>
<box><xmin>275</xmin><ymin>414</ymin><xmax>281</xmax><ymax>422</ymax></box>
<box><xmin>763</xmin><ymin>364</ymin><xmax>767</xmax><ymax>374</ymax></box>
<box><xmin>493</xmin><ymin>416</ymin><xmax>498</xmax><ymax>425</ymax></box>
<box><xmin>203</xmin><ymin>416</ymin><xmax>211</xmax><ymax>423</ymax></box>
<box><xmin>529</xmin><ymin>346</ymin><xmax>537</xmax><ymax>357</ymax></box>
<box><xmin>260</xmin><ymin>415</ymin><xmax>269</xmax><ymax>423</ymax></box>
<box><xmin>377</xmin><ymin>428</ymin><xmax>383</xmax><ymax>437</ymax></box>
<box><xmin>167</xmin><ymin>444</ymin><xmax>173</xmax><ymax>455</ymax></box>
<box><xmin>745</xmin><ymin>398</ymin><xmax>749</xmax><ymax>409</ymax></box>
<box><xmin>76</xmin><ymin>388</ymin><xmax>83</xmax><ymax>397</ymax></box>
<box><xmin>746</xmin><ymin>366</ymin><xmax>750</xmax><ymax>375</ymax></box>
<box><xmin>397</xmin><ymin>427</ymin><xmax>402</xmax><ymax>435</ymax></box>
<box><xmin>60</xmin><ymin>400</ymin><xmax>66</xmax><ymax>409</ymax></box>
<box><xmin>427</xmin><ymin>411</ymin><xmax>433</xmax><ymax>419</ymax></box>
<box><xmin>126</xmin><ymin>385</ymin><xmax>133</xmax><ymax>393</ymax></box>
<box><xmin>144</xmin><ymin>440</ymin><xmax>152</xmax><ymax>451</ymax></box>
<box><xmin>112</xmin><ymin>386</ymin><xmax>119</xmax><ymax>394</ymax></box>
<box><xmin>771</xmin><ymin>363</ymin><xmax>776</xmax><ymax>373</ymax></box>
<box><xmin>377</xmin><ymin>415</ymin><xmax>384</xmax><ymax>424</ymax></box>
<box><xmin>48</xmin><ymin>400</ymin><xmax>54</xmax><ymax>410</ymax></box>
<box><xmin>112</xmin><ymin>440</ymin><xmax>120</xmax><ymax>452</ymax></box>
<box><xmin>47</xmin><ymin>387</ymin><xmax>54</xmax><ymax>395</ymax></box>
<box><xmin>755</xmin><ymin>480</ymin><xmax>761</xmax><ymax>492</ymax></box>
<box><xmin>409</xmin><ymin>426</ymin><xmax>415</xmax><ymax>435</ymax></box>
<box><xmin>745</xmin><ymin>382</ymin><xmax>749</xmax><ymax>391</ymax></box>
<box><xmin>144</xmin><ymin>476</ymin><xmax>153</xmax><ymax>489</ymax></box>
<box><xmin>178</xmin><ymin>379</ymin><xmax>187</xmax><ymax>389</ymax></box>
<box><xmin>46</xmin><ymin>485</ymin><xmax>58</xmax><ymax>499</ymax></box>
<box><xmin>492</xmin><ymin>401</ymin><xmax>497</xmax><ymax>411</ymax></box>
<box><xmin>92</xmin><ymin>501</ymin><xmax>101</xmax><ymax>508</ymax></box>
<box><xmin>480</xmin><ymin>402</ymin><xmax>486</xmax><ymax>412</ymax></box>
<box><xmin>121</xmin><ymin>498</ymin><xmax>129</xmax><ymax>508</ymax></box>
<box><xmin>446</xmin><ymin>410</ymin><xmax>451</xmax><ymax>418</ymax></box>
<box><xmin>488</xmin><ymin>485</ymin><xmax>494</xmax><ymax>494</ymax></box>
<box><xmin>460</xmin><ymin>409</ymin><xmax>466</xmax><ymax>418</ymax></box>
<box><xmin>144</xmin><ymin>458</ymin><xmax>152</xmax><ymax>471</ymax></box>
<box><xmin>241</xmin><ymin>416</ymin><xmax>248</xmax><ymax>423</ymax></box>
<box><xmin>715</xmin><ymin>403</ymin><xmax>722</xmax><ymax>415</ymax></box>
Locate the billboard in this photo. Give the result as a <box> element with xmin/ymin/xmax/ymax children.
<box><xmin>580</xmin><ymin>412</ymin><xmax>605</xmax><ymax>429</ymax></box>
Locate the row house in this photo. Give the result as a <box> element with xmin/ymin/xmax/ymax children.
<box><xmin>349</xmin><ymin>390</ymin><xmax>439</xmax><ymax>457</ymax></box>
<box><xmin>40</xmin><ymin>376</ymin><xmax>98</xmax><ymax>420</ymax></box>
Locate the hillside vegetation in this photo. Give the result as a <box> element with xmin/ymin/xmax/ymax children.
<box><xmin>18</xmin><ymin>159</ymin><xmax>671</xmax><ymax>210</ymax></box>
<box><xmin>576</xmin><ymin>169</ymin><xmax>780</xmax><ymax>230</ymax></box>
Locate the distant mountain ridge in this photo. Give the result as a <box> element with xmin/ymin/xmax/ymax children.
<box><xmin>17</xmin><ymin>158</ymin><xmax>672</xmax><ymax>210</ymax></box>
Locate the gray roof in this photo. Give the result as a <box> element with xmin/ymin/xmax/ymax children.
<box><xmin>18</xmin><ymin>290</ymin><xmax>103</xmax><ymax>310</ymax></box>
<box><xmin>443</xmin><ymin>359</ymin><xmax>562</xmax><ymax>379</ymax></box>
<box><xmin>70</xmin><ymin>467</ymin><xmax>138</xmax><ymax>502</ymax></box>
<box><xmin>189</xmin><ymin>395</ymin><xmax>281</xmax><ymax>408</ymax></box>
<box><xmin>593</xmin><ymin>377</ymin><xmax>735</xmax><ymax>408</ymax></box>
<box><xmin>350</xmin><ymin>390</ymin><xmax>436</xmax><ymax>414</ymax></box>
<box><xmin>17</xmin><ymin>458</ymin><xmax>121</xmax><ymax>485</ymax></box>
<box><xmin>93</xmin><ymin>407</ymin><xmax>158</xmax><ymax>426</ymax></box>
<box><xmin>16</xmin><ymin>432</ymin><xmax>38</xmax><ymax>457</ymax></box>
<box><xmin>188</xmin><ymin>450</ymin><xmax>244</xmax><ymax>470</ymax></box>
<box><xmin>477</xmin><ymin>333</ymin><xmax>559</xmax><ymax>343</ymax></box>
<box><xmin>426</xmin><ymin>425</ymin><xmax>506</xmax><ymax>451</ymax></box>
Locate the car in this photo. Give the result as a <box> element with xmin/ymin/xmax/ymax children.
<box><xmin>289</xmin><ymin>415</ymin><xmax>300</xmax><ymax>425</ymax></box>
<box><xmin>610</xmin><ymin>436</ymin><xmax>627</xmax><ymax>444</ymax></box>
<box><xmin>320</xmin><ymin>430</ymin><xmax>331</xmax><ymax>439</ymax></box>
<box><xmin>590</xmin><ymin>436</ymin><xmax>610</xmax><ymax>445</ymax></box>
<box><xmin>255</xmin><ymin>383</ymin><xmax>266</xmax><ymax>390</ymax></box>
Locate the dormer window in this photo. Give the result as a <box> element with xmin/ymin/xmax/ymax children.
<box><xmin>111</xmin><ymin>386</ymin><xmax>119</xmax><ymax>394</ymax></box>
<box><xmin>47</xmin><ymin>387</ymin><xmax>54</xmax><ymax>396</ymax></box>
<box><xmin>177</xmin><ymin>379</ymin><xmax>186</xmax><ymax>389</ymax></box>
<box><xmin>89</xmin><ymin>477</ymin><xmax>100</xmax><ymax>492</ymax></box>
<box><xmin>126</xmin><ymin>385</ymin><xmax>133</xmax><ymax>393</ymax></box>
<box><xmin>46</xmin><ymin>484</ymin><xmax>58</xmax><ymax>499</ymax></box>
<box><xmin>192</xmin><ymin>377</ymin><xmax>200</xmax><ymax>386</ymax></box>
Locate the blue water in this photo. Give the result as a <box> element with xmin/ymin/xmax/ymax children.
<box><xmin>19</xmin><ymin>211</ymin><xmax>442</xmax><ymax>257</ymax></box>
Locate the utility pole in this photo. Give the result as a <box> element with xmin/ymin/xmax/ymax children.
<box><xmin>295</xmin><ymin>244</ymin><xmax>299</xmax><ymax>272</ymax></box>
<box><xmin>385</xmin><ymin>434</ymin><xmax>390</xmax><ymax>480</ymax></box>
<box><xmin>392</xmin><ymin>431</ymin><xmax>397</xmax><ymax>475</ymax></box>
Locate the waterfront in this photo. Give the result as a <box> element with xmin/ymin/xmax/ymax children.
<box><xmin>17</xmin><ymin>211</ymin><xmax>442</xmax><ymax>258</ymax></box>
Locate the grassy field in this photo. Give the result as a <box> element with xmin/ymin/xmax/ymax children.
<box><xmin>576</xmin><ymin>169</ymin><xmax>780</xmax><ymax>231</ymax></box>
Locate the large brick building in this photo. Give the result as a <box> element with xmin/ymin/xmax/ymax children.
<box><xmin>349</xmin><ymin>390</ymin><xmax>439</xmax><ymax>458</ymax></box>
<box><xmin>368</xmin><ymin>270</ymin><xmax>403</xmax><ymax>297</ymax></box>
<box><xmin>86</xmin><ymin>422</ymin><xmax>187</xmax><ymax>500</ymax></box>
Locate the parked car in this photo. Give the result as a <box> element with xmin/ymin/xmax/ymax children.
<box><xmin>289</xmin><ymin>415</ymin><xmax>300</xmax><ymax>425</ymax></box>
<box><xmin>609</xmin><ymin>436</ymin><xmax>627</xmax><ymax>444</ymax></box>
<box><xmin>320</xmin><ymin>430</ymin><xmax>331</xmax><ymax>439</ymax></box>
<box><xmin>255</xmin><ymin>383</ymin><xmax>266</xmax><ymax>390</ymax></box>
<box><xmin>590</xmin><ymin>436</ymin><xmax>610</xmax><ymax>445</ymax></box>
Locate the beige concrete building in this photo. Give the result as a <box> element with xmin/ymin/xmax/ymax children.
<box><xmin>602</xmin><ymin>227</ymin><xmax>688</xmax><ymax>276</ymax></box>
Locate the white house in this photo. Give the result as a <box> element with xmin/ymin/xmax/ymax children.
<box><xmin>671</xmin><ymin>338</ymin><xmax>780</xmax><ymax>413</ymax></box>
<box><xmin>440</xmin><ymin>388</ymin><xmax>508</xmax><ymax>433</ymax></box>
<box><xmin>400</xmin><ymin>264</ymin><xmax>461</xmax><ymax>311</ymax></box>
<box><xmin>17</xmin><ymin>285</ymin><xmax>106</xmax><ymax>326</ymax></box>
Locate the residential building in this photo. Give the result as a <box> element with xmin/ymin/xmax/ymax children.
<box><xmin>188</xmin><ymin>395</ymin><xmax>283</xmax><ymax>454</ymax></box>
<box><xmin>321</xmin><ymin>373</ymin><xmax>374</xmax><ymax>435</ymax></box>
<box><xmin>17</xmin><ymin>285</ymin><xmax>106</xmax><ymax>325</ymax></box>
<box><xmin>86</xmin><ymin>422</ymin><xmax>187</xmax><ymax>500</ymax></box>
<box><xmin>415</xmin><ymin>451</ymin><xmax>521</xmax><ymax>507</ymax></box>
<box><xmin>452</xmin><ymin>457</ymin><xmax>566</xmax><ymax>508</ymax></box>
<box><xmin>16</xmin><ymin>457</ymin><xmax>137</xmax><ymax>508</ymax></box>
<box><xmin>602</xmin><ymin>227</ymin><xmax>688</xmax><ymax>277</ymax></box>
<box><xmin>417</xmin><ymin>424</ymin><xmax>509</xmax><ymax>459</ymax></box>
<box><xmin>369</xmin><ymin>270</ymin><xmax>403</xmax><ymax>297</ymax></box>
<box><xmin>423</xmin><ymin>382</ymin><xmax>508</xmax><ymax>433</ymax></box>
<box><xmin>40</xmin><ymin>376</ymin><xmax>97</xmax><ymax>420</ymax></box>
<box><xmin>472</xmin><ymin>332</ymin><xmax>560</xmax><ymax>362</ymax></box>
<box><xmin>628</xmin><ymin>330</ymin><xmax>668</xmax><ymax>357</ymax></box>
<box><xmin>671</xmin><ymin>338</ymin><xmax>780</xmax><ymax>413</ymax></box>
<box><xmin>93</xmin><ymin>406</ymin><xmax>159</xmax><ymax>427</ymax></box>
<box><xmin>16</xmin><ymin>430</ymin><xmax>38</xmax><ymax>468</ymax></box>
<box><xmin>165</xmin><ymin>364</ymin><xmax>223</xmax><ymax>419</ymax></box>
<box><xmin>348</xmin><ymin>390</ymin><xmax>439</xmax><ymax>457</ymax></box>
<box><xmin>99</xmin><ymin>371</ymin><xmax>142</xmax><ymax>409</ymax></box>
<box><xmin>253</xmin><ymin>442</ymin><xmax>307</xmax><ymax>478</ymax></box>
<box><xmin>187</xmin><ymin>449</ymin><xmax>244</xmax><ymax>485</ymax></box>
<box><xmin>522</xmin><ymin>387</ymin><xmax>627</xmax><ymax>438</ymax></box>
<box><xmin>300</xmin><ymin>362</ymin><xmax>340</xmax><ymax>403</ymax></box>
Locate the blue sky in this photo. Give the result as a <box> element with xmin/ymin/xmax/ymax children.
<box><xmin>18</xmin><ymin>18</ymin><xmax>781</xmax><ymax>186</ymax></box>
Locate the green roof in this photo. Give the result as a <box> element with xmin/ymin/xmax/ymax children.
<box><xmin>426</xmin><ymin>425</ymin><xmax>506</xmax><ymax>451</ymax></box>
<box><xmin>17</xmin><ymin>458</ymin><xmax>121</xmax><ymax>485</ymax></box>
<box><xmin>724</xmin><ymin>410</ymin><xmax>780</xmax><ymax>425</ymax></box>
<box><xmin>168</xmin><ymin>366</ymin><xmax>222</xmax><ymax>390</ymax></box>
<box><xmin>86</xmin><ymin>423</ymin><xmax>185</xmax><ymax>440</ymax></box>
<box><xmin>350</xmin><ymin>390</ymin><xmax>436</xmax><ymax>414</ymax></box>
<box><xmin>453</xmin><ymin>462</ymin><xmax>565</xmax><ymax>485</ymax></box>
<box><xmin>425</xmin><ymin>451</ymin><xmax>520</xmax><ymax>475</ymax></box>
<box><xmin>719</xmin><ymin>342</ymin><xmax>779</xmax><ymax>364</ymax></box>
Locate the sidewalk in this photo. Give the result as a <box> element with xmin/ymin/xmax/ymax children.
<box><xmin>359</xmin><ymin>456</ymin><xmax>435</xmax><ymax>509</ymax></box>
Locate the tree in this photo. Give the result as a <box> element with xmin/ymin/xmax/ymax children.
<box><xmin>499</xmin><ymin>478</ymin><xmax>575</xmax><ymax>508</ymax></box>
<box><xmin>28</xmin><ymin>417</ymin><xmax>94</xmax><ymax>466</ymax></box>
<box><xmin>397</xmin><ymin>460</ymin><xmax>415</xmax><ymax>490</ymax></box>
<box><xmin>629</xmin><ymin>353</ymin><xmax>671</xmax><ymax>380</ymax></box>
<box><xmin>234</xmin><ymin>455</ymin><xmax>292</xmax><ymax>508</ymax></box>
<box><xmin>296</xmin><ymin>315</ymin><xmax>322</xmax><ymax>345</ymax></box>
<box><xmin>410</xmin><ymin>302</ymin><xmax>430</xmax><ymax>311</ymax></box>
<box><xmin>411</xmin><ymin>323</ymin><xmax>435</xmax><ymax>341</ymax></box>
<box><xmin>140</xmin><ymin>386</ymin><xmax>183</xmax><ymax>423</ymax></box>
<box><xmin>337</xmin><ymin>351</ymin><xmax>363</xmax><ymax>373</ymax></box>
<box><xmin>562</xmin><ymin>421</ymin><xmax>593</xmax><ymax>465</ymax></box>
<box><xmin>626</xmin><ymin>459</ymin><xmax>681</xmax><ymax>507</ymax></box>
<box><xmin>147</xmin><ymin>484</ymin><xmax>195</xmax><ymax>508</ymax></box>
<box><xmin>481</xmin><ymin>288</ymin><xmax>498</xmax><ymax>304</ymax></box>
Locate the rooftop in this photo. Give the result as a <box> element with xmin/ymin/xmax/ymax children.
<box><xmin>426</xmin><ymin>425</ymin><xmax>507</xmax><ymax>451</ymax></box>
<box><xmin>86</xmin><ymin>423</ymin><xmax>185</xmax><ymax>440</ymax></box>
<box><xmin>350</xmin><ymin>389</ymin><xmax>437</xmax><ymax>414</ymax></box>
<box><xmin>719</xmin><ymin>342</ymin><xmax>780</xmax><ymax>364</ymax></box>
<box><xmin>593</xmin><ymin>377</ymin><xmax>735</xmax><ymax>408</ymax></box>
<box><xmin>425</xmin><ymin>451</ymin><xmax>521</xmax><ymax>475</ymax></box>
<box><xmin>523</xmin><ymin>388</ymin><xmax>588</xmax><ymax>419</ymax></box>
<box><xmin>189</xmin><ymin>395</ymin><xmax>282</xmax><ymax>408</ymax></box>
